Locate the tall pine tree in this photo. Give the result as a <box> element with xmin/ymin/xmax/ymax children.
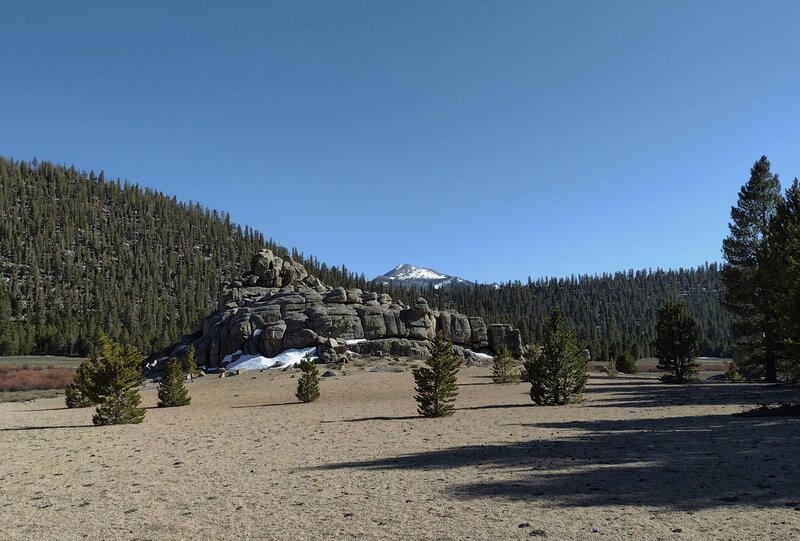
<box><xmin>722</xmin><ymin>156</ymin><xmax>782</xmax><ymax>381</ymax></box>
<box><xmin>761</xmin><ymin>179</ymin><xmax>800</xmax><ymax>378</ymax></box>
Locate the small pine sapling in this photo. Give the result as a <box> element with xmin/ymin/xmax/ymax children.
<box><xmin>81</xmin><ymin>333</ymin><xmax>146</xmax><ymax>425</ymax></box>
<box><xmin>412</xmin><ymin>332</ymin><xmax>461</xmax><ymax>417</ymax></box>
<box><xmin>183</xmin><ymin>344</ymin><xmax>199</xmax><ymax>377</ymax></box>
<box><xmin>606</xmin><ymin>356</ymin><xmax>618</xmax><ymax>377</ymax></box>
<box><xmin>522</xmin><ymin>310</ymin><xmax>587</xmax><ymax>405</ymax></box>
<box><xmin>296</xmin><ymin>354</ymin><xmax>320</xmax><ymax>403</ymax></box>
<box><xmin>725</xmin><ymin>360</ymin><xmax>743</xmax><ymax>382</ymax></box>
<box><xmin>492</xmin><ymin>344</ymin><xmax>517</xmax><ymax>383</ymax></box>
<box><xmin>157</xmin><ymin>357</ymin><xmax>192</xmax><ymax>407</ymax></box>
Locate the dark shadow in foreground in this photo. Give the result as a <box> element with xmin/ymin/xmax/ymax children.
<box><xmin>312</xmin><ymin>412</ymin><xmax>800</xmax><ymax>510</ymax></box>
<box><xmin>582</xmin><ymin>377</ymin><xmax>799</xmax><ymax>409</ymax></box>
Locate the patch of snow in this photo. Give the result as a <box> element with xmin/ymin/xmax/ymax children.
<box><xmin>433</xmin><ymin>277</ymin><xmax>455</xmax><ymax>289</ymax></box>
<box><xmin>224</xmin><ymin>347</ymin><xmax>317</xmax><ymax>372</ymax></box>
<box><xmin>345</xmin><ymin>339</ymin><xmax>367</xmax><ymax>345</ymax></box>
<box><xmin>221</xmin><ymin>350</ymin><xmax>243</xmax><ymax>365</ymax></box>
<box><xmin>253</xmin><ymin>328</ymin><xmax>263</xmax><ymax>337</ymax></box>
<box><xmin>401</xmin><ymin>267</ymin><xmax>448</xmax><ymax>280</ymax></box>
<box><xmin>382</xmin><ymin>264</ymin><xmax>449</xmax><ymax>281</ymax></box>
<box><xmin>464</xmin><ymin>348</ymin><xmax>494</xmax><ymax>361</ymax></box>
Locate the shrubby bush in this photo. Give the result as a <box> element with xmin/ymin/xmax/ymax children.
<box><xmin>616</xmin><ymin>352</ymin><xmax>637</xmax><ymax>374</ymax></box>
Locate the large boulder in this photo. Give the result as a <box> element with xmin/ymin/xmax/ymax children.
<box><xmin>348</xmin><ymin>338</ymin><xmax>432</xmax><ymax>358</ymax></box>
<box><xmin>144</xmin><ymin>249</ymin><xmax>523</xmax><ymax>376</ymax></box>
<box><xmin>326</xmin><ymin>287</ymin><xmax>347</xmax><ymax>303</ymax></box>
<box><xmin>488</xmin><ymin>324</ymin><xmax>523</xmax><ymax>358</ymax></box>
<box><xmin>469</xmin><ymin>317</ymin><xmax>489</xmax><ymax>348</ymax></box>
<box><xmin>438</xmin><ymin>311</ymin><xmax>472</xmax><ymax>345</ymax></box>
<box><xmin>356</xmin><ymin>304</ymin><xmax>387</xmax><ymax>339</ymax></box>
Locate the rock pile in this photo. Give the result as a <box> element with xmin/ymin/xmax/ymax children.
<box><xmin>147</xmin><ymin>249</ymin><xmax>523</xmax><ymax>373</ymax></box>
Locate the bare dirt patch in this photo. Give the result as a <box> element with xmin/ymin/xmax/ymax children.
<box><xmin>1</xmin><ymin>369</ymin><xmax>798</xmax><ymax>540</ymax></box>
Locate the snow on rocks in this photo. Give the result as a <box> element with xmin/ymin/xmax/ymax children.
<box><xmin>464</xmin><ymin>349</ymin><xmax>494</xmax><ymax>362</ymax></box>
<box><xmin>223</xmin><ymin>347</ymin><xmax>317</xmax><ymax>373</ymax></box>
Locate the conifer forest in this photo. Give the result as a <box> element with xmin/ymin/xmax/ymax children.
<box><xmin>0</xmin><ymin>157</ymin><xmax>731</xmax><ymax>360</ymax></box>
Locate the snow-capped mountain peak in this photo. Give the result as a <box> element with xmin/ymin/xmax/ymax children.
<box><xmin>388</xmin><ymin>264</ymin><xmax>448</xmax><ymax>281</ymax></box>
<box><xmin>374</xmin><ymin>264</ymin><xmax>472</xmax><ymax>289</ymax></box>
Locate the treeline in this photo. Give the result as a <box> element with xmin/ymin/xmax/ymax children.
<box><xmin>410</xmin><ymin>264</ymin><xmax>730</xmax><ymax>361</ymax></box>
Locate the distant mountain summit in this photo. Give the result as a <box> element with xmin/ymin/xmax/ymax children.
<box><xmin>374</xmin><ymin>264</ymin><xmax>473</xmax><ymax>289</ymax></box>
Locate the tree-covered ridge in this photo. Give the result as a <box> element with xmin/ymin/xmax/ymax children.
<box><xmin>0</xmin><ymin>157</ymin><xmax>265</xmax><ymax>355</ymax></box>
<box><xmin>419</xmin><ymin>263</ymin><xmax>731</xmax><ymax>361</ymax></box>
<box><xmin>0</xmin><ymin>156</ymin><xmax>731</xmax><ymax>361</ymax></box>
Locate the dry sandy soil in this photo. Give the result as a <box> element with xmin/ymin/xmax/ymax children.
<box><xmin>2</xmin><ymin>366</ymin><xmax>799</xmax><ymax>540</ymax></box>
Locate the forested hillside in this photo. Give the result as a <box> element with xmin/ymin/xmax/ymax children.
<box><xmin>420</xmin><ymin>265</ymin><xmax>731</xmax><ymax>361</ymax></box>
<box><xmin>0</xmin><ymin>158</ymin><xmax>370</xmax><ymax>356</ymax></box>
<box><xmin>0</xmin><ymin>157</ymin><xmax>731</xmax><ymax>359</ymax></box>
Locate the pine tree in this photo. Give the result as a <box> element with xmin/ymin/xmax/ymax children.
<box><xmin>523</xmin><ymin>310</ymin><xmax>587</xmax><ymax>405</ymax></box>
<box><xmin>492</xmin><ymin>344</ymin><xmax>516</xmax><ymax>383</ymax></box>
<box><xmin>157</xmin><ymin>357</ymin><xmax>191</xmax><ymax>407</ymax></box>
<box><xmin>80</xmin><ymin>332</ymin><xmax>146</xmax><ymax>425</ymax></box>
<box><xmin>183</xmin><ymin>344</ymin><xmax>199</xmax><ymax>377</ymax></box>
<box><xmin>761</xmin><ymin>179</ymin><xmax>800</xmax><ymax>379</ymax></box>
<box><xmin>606</xmin><ymin>355</ymin><xmax>618</xmax><ymax>377</ymax></box>
<box><xmin>653</xmin><ymin>299</ymin><xmax>700</xmax><ymax>384</ymax></box>
<box><xmin>725</xmin><ymin>360</ymin><xmax>743</xmax><ymax>382</ymax></box>
<box><xmin>64</xmin><ymin>383</ymin><xmax>91</xmax><ymax>408</ymax></box>
<box><xmin>616</xmin><ymin>352</ymin><xmax>637</xmax><ymax>374</ymax></box>
<box><xmin>722</xmin><ymin>156</ymin><xmax>782</xmax><ymax>381</ymax></box>
<box><xmin>412</xmin><ymin>332</ymin><xmax>461</xmax><ymax>417</ymax></box>
<box><xmin>295</xmin><ymin>354</ymin><xmax>320</xmax><ymax>403</ymax></box>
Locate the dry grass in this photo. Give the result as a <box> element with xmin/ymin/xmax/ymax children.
<box><xmin>0</xmin><ymin>355</ymin><xmax>84</xmax><ymax>368</ymax></box>
<box><xmin>0</xmin><ymin>389</ymin><xmax>65</xmax><ymax>403</ymax></box>
<box><xmin>0</xmin><ymin>365</ymin><xmax>76</xmax><ymax>392</ymax></box>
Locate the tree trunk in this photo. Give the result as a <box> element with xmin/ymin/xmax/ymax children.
<box><xmin>764</xmin><ymin>357</ymin><xmax>777</xmax><ymax>382</ymax></box>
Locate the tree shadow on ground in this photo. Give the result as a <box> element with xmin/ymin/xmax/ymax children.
<box><xmin>455</xmin><ymin>403</ymin><xmax>532</xmax><ymax>411</ymax></box>
<box><xmin>0</xmin><ymin>424</ymin><xmax>95</xmax><ymax>431</ymax></box>
<box><xmin>320</xmin><ymin>415</ymin><xmax>419</xmax><ymax>423</ymax></box>
<box><xmin>584</xmin><ymin>378</ymin><xmax>799</xmax><ymax>409</ymax></box>
<box><xmin>229</xmin><ymin>402</ymin><xmax>300</xmax><ymax>409</ymax></box>
<box><xmin>313</xmin><ymin>382</ymin><xmax>800</xmax><ymax>510</ymax></box>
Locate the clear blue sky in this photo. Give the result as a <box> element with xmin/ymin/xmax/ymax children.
<box><xmin>2</xmin><ymin>1</ymin><xmax>799</xmax><ymax>283</ymax></box>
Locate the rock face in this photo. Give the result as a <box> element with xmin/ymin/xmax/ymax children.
<box><xmin>147</xmin><ymin>250</ymin><xmax>523</xmax><ymax>373</ymax></box>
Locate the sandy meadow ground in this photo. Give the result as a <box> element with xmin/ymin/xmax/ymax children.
<box><xmin>2</xmin><ymin>366</ymin><xmax>800</xmax><ymax>541</ymax></box>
